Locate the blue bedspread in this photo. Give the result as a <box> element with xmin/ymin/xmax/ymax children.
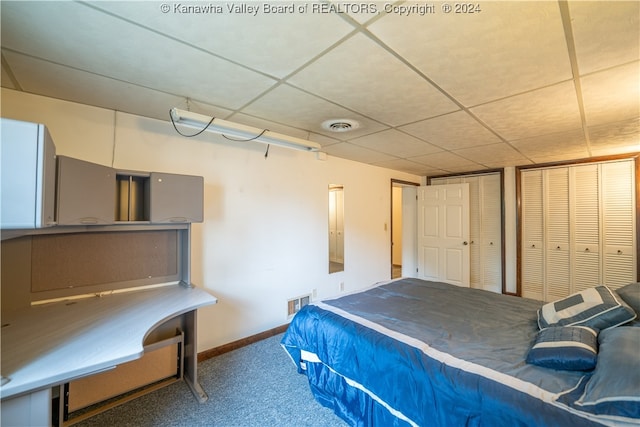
<box><xmin>281</xmin><ymin>279</ymin><xmax>628</xmax><ymax>427</ymax></box>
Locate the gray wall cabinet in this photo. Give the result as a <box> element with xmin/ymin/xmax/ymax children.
<box><xmin>1</xmin><ymin>118</ymin><xmax>203</xmax><ymax>228</ymax></box>
<box><xmin>149</xmin><ymin>172</ymin><xmax>204</xmax><ymax>223</ymax></box>
<box><xmin>57</xmin><ymin>156</ymin><xmax>115</xmax><ymax>225</ymax></box>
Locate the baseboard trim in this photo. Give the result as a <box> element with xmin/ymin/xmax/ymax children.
<box><xmin>197</xmin><ymin>324</ymin><xmax>289</xmax><ymax>363</ymax></box>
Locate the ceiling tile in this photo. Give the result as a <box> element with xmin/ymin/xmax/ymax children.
<box><xmin>1</xmin><ymin>1</ymin><xmax>276</xmax><ymax>110</ymax></box>
<box><xmin>372</xmin><ymin>158</ymin><xmax>446</xmax><ymax>176</ymax></box>
<box><xmin>343</xmin><ymin>3</ymin><xmax>382</xmax><ymax>25</ymax></box>
<box><xmin>471</xmin><ymin>82</ymin><xmax>582</xmax><ymax>141</ymax></box>
<box><xmin>241</xmin><ymin>84</ymin><xmax>389</xmax><ymax>139</ymax></box>
<box><xmin>322</xmin><ymin>142</ymin><xmax>398</xmax><ymax>164</ymax></box>
<box><xmin>368</xmin><ymin>1</ymin><xmax>572</xmax><ymax>106</ymax></box>
<box><xmin>2</xmin><ymin>50</ymin><xmax>231</xmax><ymax>123</ymax></box>
<box><xmin>440</xmin><ymin>163</ymin><xmax>496</xmax><ymax>174</ymax></box>
<box><xmin>569</xmin><ymin>1</ymin><xmax>640</xmax><ymax>74</ymax></box>
<box><xmin>590</xmin><ymin>145</ymin><xmax>640</xmax><ymax>158</ymax></box>
<box><xmin>581</xmin><ymin>62</ymin><xmax>640</xmax><ymax>126</ymax></box>
<box><xmin>232</xmin><ymin>113</ymin><xmax>310</xmax><ymax>140</ymax></box>
<box><xmin>452</xmin><ymin>143</ymin><xmax>530</xmax><ymax>166</ymax></box>
<box><xmin>348</xmin><ymin>129</ymin><xmax>442</xmax><ymax>158</ymax></box>
<box><xmin>510</xmin><ymin>128</ymin><xmax>588</xmax><ymax>159</ymax></box>
<box><xmin>87</xmin><ymin>1</ymin><xmax>355</xmax><ymax>79</ymax></box>
<box><xmin>399</xmin><ymin>111</ymin><xmax>502</xmax><ymax>150</ymax></box>
<box><xmin>1</xmin><ymin>56</ymin><xmax>18</xmax><ymax>89</ymax></box>
<box><xmin>589</xmin><ymin>118</ymin><xmax>640</xmax><ymax>153</ymax></box>
<box><xmin>288</xmin><ymin>33</ymin><xmax>459</xmax><ymax>126</ymax></box>
<box><xmin>308</xmin><ymin>132</ymin><xmax>342</xmax><ymax>148</ymax></box>
<box><xmin>2</xmin><ymin>1</ymin><xmax>638</xmax><ymax>176</ymax></box>
<box><xmin>525</xmin><ymin>153</ymin><xmax>580</xmax><ymax>164</ymax></box>
<box><xmin>409</xmin><ymin>150</ymin><xmax>483</xmax><ymax>171</ymax></box>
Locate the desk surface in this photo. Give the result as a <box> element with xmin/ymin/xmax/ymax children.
<box><xmin>0</xmin><ymin>284</ymin><xmax>216</xmax><ymax>400</ymax></box>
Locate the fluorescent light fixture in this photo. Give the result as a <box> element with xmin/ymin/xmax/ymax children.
<box><xmin>170</xmin><ymin>108</ymin><xmax>321</xmax><ymax>152</ymax></box>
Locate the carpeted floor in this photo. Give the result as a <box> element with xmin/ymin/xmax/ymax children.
<box><xmin>72</xmin><ymin>333</ymin><xmax>347</xmax><ymax>426</ymax></box>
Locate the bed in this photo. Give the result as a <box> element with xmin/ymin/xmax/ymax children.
<box><xmin>281</xmin><ymin>278</ymin><xmax>640</xmax><ymax>427</ymax></box>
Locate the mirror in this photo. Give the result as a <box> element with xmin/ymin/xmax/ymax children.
<box><xmin>328</xmin><ymin>185</ymin><xmax>344</xmax><ymax>273</ymax></box>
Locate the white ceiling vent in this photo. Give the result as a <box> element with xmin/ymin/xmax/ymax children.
<box><xmin>322</xmin><ymin>119</ymin><xmax>360</xmax><ymax>133</ymax></box>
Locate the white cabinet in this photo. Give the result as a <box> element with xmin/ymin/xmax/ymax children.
<box><xmin>1</xmin><ymin>388</ymin><xmax>51</xmax><ymax>427</ymax></box>
<box><xmin>0</xmin><ymin>118</ymin><xmax>56</xmax><ymax>229</ymax></box>
<box><xmin>520</xmin><ymin>159</ymin><xmax>636</xmax><ymax>301</ymax></box>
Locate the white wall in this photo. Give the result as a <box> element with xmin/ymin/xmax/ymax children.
<box><xmin>1</xmin><ymin>88</ymin><xmax>420</xmax><ymax>351</ymax></box>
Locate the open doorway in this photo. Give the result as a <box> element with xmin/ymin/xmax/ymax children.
<box><xmin>390</xmin><ymin>179</ymin><xmax>419</xmax><ymax>279</ymax></box>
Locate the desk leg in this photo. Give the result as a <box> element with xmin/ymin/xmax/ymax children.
<box><xmin>182</xmin><ymin>309</ymin><xmax>208</xmax><ymax>403</ymax></box>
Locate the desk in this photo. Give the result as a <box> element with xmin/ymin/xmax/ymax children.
<box><xmin>1</xmin><ymin>284</ymin><xmax>216</xmax><ymax>426</ymax></box>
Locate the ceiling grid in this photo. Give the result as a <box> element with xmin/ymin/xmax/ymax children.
<box><xmin>1</xmin><ymin>0</ymin><xmax>637</xmax><ymax>175</ymax></box>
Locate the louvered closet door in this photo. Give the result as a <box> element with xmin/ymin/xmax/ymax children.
<box><xmin>601</xmin><ymin>160</ymin><xmax>636</xmax><ymax>289</ymax></box>
<box><xmin>545</xmin><ymin>168</ymin><xmax>571</xmax><ymax>301</ymax></box>
<box><xmin>520</xmin><ymin>159</ymin><xmax>637</xmax><ymax>301</ymax></box>
<box><xmin>571</xmin><ymin>164</ymin><xmax>600</xmax><ymax>291</ymax></box>
<box><xmin>521</xmin><ymin>170</ymin><xmax>544</xmax><ymax>301</ymax></box>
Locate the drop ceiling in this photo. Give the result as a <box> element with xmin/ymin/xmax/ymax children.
<box><xmin>1</xmin><ymin>1</ymin><xmax>638</xmax><ymax>176</ymax></box>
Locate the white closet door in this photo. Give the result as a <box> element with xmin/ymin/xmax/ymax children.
<box><xmin>466</xmin><ymin>177</ymin><xmax>482</xmax><ymax>288</ymax></box>
<box><xmin>521</xmin><ymin>170</ymin><xmax>544</xmax><ymax>301</ymax></box>
<box><xmin>544</xmin><ymin>168</ymin><xmax>571</xmax><ymax>301</ymax></box>
<box><xmin>431</xmin><ymin>174</ymin><xmax>502</xmax><ymax>293</ymax></box>
<box><xmin>601</xmin><ymin>160</ymin><xmax>636</xmax><ymax>289</ymax></box>
<box><xmin>571</xmin><ymin>164</ymin><xmax>600</xmax><ymax>291</ymax></box>
<box><xmin>417</xmin><ymin>184</ymin><xmax>470</xmax><ymax>287</ymax></box>
<box><xmin>481</xmin><ymin>174</ymin><xmax>502</xmax><ymax>293</ymax></box>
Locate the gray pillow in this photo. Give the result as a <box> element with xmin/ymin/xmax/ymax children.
<box><xmin>574</xmin><ymin>327</ymin><xmax>640</xmax><ymax>419</ymax></box>
<box><xmin>616</xmin><ymin>282</ymin><xmax>640</xmax><ymax>315</ymax></box>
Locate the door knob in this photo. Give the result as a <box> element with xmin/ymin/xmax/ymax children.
<box><xmin>463</xmin><ymin>241</ymin><xmax>468</xmax><ymax>245</ymax></box>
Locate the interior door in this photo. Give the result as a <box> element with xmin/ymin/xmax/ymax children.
<box><xmin>417</xmin><ymin>184</ymin><xmax>470</xmax><ymax>287</ymax></box>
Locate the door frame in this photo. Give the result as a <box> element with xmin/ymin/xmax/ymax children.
<box><xmin>390</xmin><ymin>179</ymin><xmax>420</xmax><ymax>279</ymax></box>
